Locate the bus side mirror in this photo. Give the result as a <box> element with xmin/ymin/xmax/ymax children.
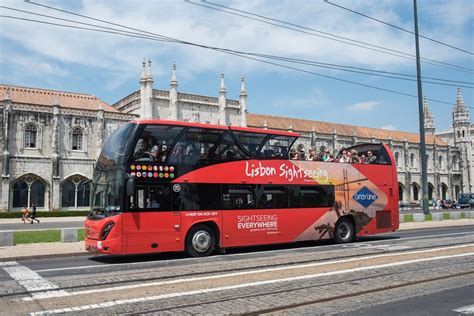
<box><xmin>126</xmin><ymin>176</ymin><xmax>135</xmax><ymax>197</ymax></box>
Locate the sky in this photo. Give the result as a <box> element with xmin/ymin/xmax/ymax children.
<box><xmin>0</xmin><ymin>0</ymin><xmax>473</xmax><ymax>133</ymax></box>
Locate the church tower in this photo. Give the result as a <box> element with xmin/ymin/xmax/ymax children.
<box><xmin>452</xmin><ymin>88</ymin><xmax>472</xmax><ymax>193</ymax></box>
<box><xmin>423</xmin><ymin>96</ymin><xmax>435</xmax><ymax>135</ymax></box>
<box><xmin>139</xmin><ymin>59</ymin><xmax>154</xmax><ymax>119</ymax></box>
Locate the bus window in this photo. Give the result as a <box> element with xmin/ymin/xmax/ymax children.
<box><xmin>222</xmin><ymin>185</ymin><xmax>256</xmax><ymax>209</ymax></box>
<box><xmin>172</xmin><ymin>183</ymin><xmax>221</xmax><ymax>211</ymax></box>
<box><xmin>258</xmin><ymin>185</ymin><xmax>289</xmax><ymax>208</ymax></box>
<box><xmin>211</xmin><ymin>132</ymin><xmax>249</xmax><ymax>163</ymax></box>
<box><xmin>133</xmin><ymin>184</ymin><xmax>171</xmax><ymax>211</ymax></box>
<box><xmin>259</xmin><ymin>135</ymin><xmax>296</xmax><ymax>159</ymax></box>
<box><xmin>169</xmin><ymin>128</ymin><xmax>223</xmax><ymax>170</ymax></box>
<box><xmin>132</xmin><ymin>125</ymin><xmax>184</xmax><ymax>163</ymax></box>
<box><xmin>290</xmin><ymin>186</ymin><xmax>334</xmax><ymax>208</ymax></box>
<box><xmin>232</xmin><ymin>131</ymin><xmax>267</xmax><ymax>157</ymax></box>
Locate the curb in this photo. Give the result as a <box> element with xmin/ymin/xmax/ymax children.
<box><xmin>3</xmin><ymin>251</ymin><xmax>89</xmax><ymax>262</ymax></box>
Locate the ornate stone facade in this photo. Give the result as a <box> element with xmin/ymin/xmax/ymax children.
<box><xmin>0</xmin><ymin>85</ymin><xmax>135</xmax><ymax>211</ymax></box>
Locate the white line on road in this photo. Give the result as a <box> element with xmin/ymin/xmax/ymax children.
<box><xmin>29</xmin><ymin>251</ymin><xmax>474</xmax><ymax>315</ymax></box>
<box><xmin>25</xmin><ymin>244</ymin><xmax>474</xmax><ymax>301</ymax></box>
<box><xmin>3</xmin><ymin>262</ymin><xmax>70</xmax><ymax>299</ymax></box>
<box><xmin>453</xmin><ymin>304</ymin><xmax>474</xmax><ymax>314</ymax></box>
<box><xmin>33</xmin><ymin>231</ymin><xmax>474</xmax><ymax>273</ymax></box>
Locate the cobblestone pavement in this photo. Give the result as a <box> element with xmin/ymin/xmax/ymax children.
<box><xmin>0</xmin><ymin>228</ymin><xmax>473</xmax><ymax>315</ymax></box>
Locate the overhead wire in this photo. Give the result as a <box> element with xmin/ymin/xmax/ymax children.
<box><xmin>2</xmin><ymin>6</ymin><xmax>473</xmax><ymax>89</ymax></box>
<box><xmin>3</xmin><ymin>6</ymin><xmax>472</xmax><ymax>89</ymax></box>
<box><xmin>187</xmin><ymin>0</ymin><xmax>474</xmax><ymax>74</ymax></box>
<box><xmin>1</xmin><ymin>2</ymin><xmax>471</xmax><ymax>108</ymax></box>
<box><xmin>323</xmin><ymin>0</ymin><xmax>474</xmax><ymax>56</ymax></box>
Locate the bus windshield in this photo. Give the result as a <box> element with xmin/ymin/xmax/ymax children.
<box><xmin>91</xmin><ymin>123</ymin><xmax>136</xmax><ymax>216</ymax></box>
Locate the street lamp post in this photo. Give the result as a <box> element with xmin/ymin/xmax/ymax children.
<box><xmin>413</xmin><ymin>0</ymin><xmax>430</xmax><ymax>215</ymax></box>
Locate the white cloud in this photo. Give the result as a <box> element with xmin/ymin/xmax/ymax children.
<box><xmin>381</xmin><ymin>124</ymin><xmax>397</xmax><ymax>131</ymax></box>
<box><xmin>0</xmin><ymin>0</ymin><xmax>472</xmax><ymax>88</ymax></box>
<box><xmin>348</xmin><ymin>101</ymin><xmax>379</xmax><ymax>111</ymax></box>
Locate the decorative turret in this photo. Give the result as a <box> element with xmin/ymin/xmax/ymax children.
<box><xmin>218</xmin><ymin>73</ymin><xmax>227</xmax><ymax>125</ymax></box>
<box><xmin>239</xmin><ymin>76</ymin><xmax>247</xmax><ymax>127</ymax></box>
<box><xmin>169</xmin><ymin>63</ymin><xmax>179</xmax><ymax>120</ymax></box>
<box><xmin>453</xmin><ymin>88</ymin><xmax>470</xmax><ymax>144</ymax></box>
<box><xmin>139</xmin><ymin>58</ymin><xmax>154</xmax><ymax>119</ymax></box>
<box><xmin>423</xmin><ymin>96</ymin><xmax>436</xmax><ymax>135</ymax></box>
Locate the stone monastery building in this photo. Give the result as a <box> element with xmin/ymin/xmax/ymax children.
<box><xmin>0</xmin><ymin>60</ymin><xmax>472</xmax><ymax>211</ymax></box>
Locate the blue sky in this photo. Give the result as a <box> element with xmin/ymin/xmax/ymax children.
<box><xmin>0</xmin><ymin>0</ymin><xmax>472</xmax><ymax>133</ymax></box>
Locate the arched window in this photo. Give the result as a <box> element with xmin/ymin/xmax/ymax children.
<box><xmin>438</xmin><ymin>155</ymin><xmax>443</xmax><ymax>169</ymax></box>
<box><xmin>77</xmin><ymin>182</ymin><xmax>91</xmax><ymax>207</ymax></box>
<box><xmin>458</xmin><ymin>131</ymin><xmax>461</xmax><ymax>138</ymax></box>
<box><xmin>62</xmin><ymin>180</ymin><xmax>76</xmax><ymax>207</ymax></box>
<box><xmin>61</xmin><ymin>177</ymin><xmax>91</xmax><ymax>208</ymax></box>
<box><xmin>30</xmin><ymin>181</ymin><xmax>45</xmax><ymax>207</ymax></box>
<box><xmin>426</xmin><ymin>154</ymin><xmax>430</xmax><ymax>168</ymax></box>
<box><xmin>72</xmin><ymin>127</ymin><xmax>83</xmax><ymax>151</ymax></box>
<box><xmin>410</xmin><ymin>153</ymin><xmax>415</xmax><ymax>168</ymax></box>
<box><xmin>13</xmin><ymin>177</ymin><xmax>45</xmax><ymax>208</ymax></box>
<box><xmin>24</xmin><ymin>124</ymin><xmax>37</xmax><ymax>148</ymax></box>
<box><xmin>462</xmin><ymin>130</ymin><xmax>465</xmax><ymax>137</ymax></box>
<box><xmin>395</xmin><ymin>152</ymin><xmax>399</xmax><ymax>166</ymax></box>
<box><xmin>452</xmin><ymin>156</ymin><xmax>458</xmax><ymax>170</ymax></box>
<box><xmin>12</xmin><ymin>180</ymin><xmax>28</xmax><ymax>208</ymax></box>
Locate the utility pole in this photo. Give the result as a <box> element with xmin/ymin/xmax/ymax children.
<box><xmin>413</xmin><ymin>0</ymin><xmax>430</xmax><ymax>215</ymax></box>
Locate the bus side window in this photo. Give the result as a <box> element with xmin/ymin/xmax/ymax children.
<box><xmin>211</xmin><ymin>133</ymin><xmax>249</xmax><ymax>163</ymax></box>
<box><xmin>222</xmin><ymin>185</ymin><xmax>256</xmax><ymax>209</ymax></box>
<box><xmin>132</xmin><ymin>125</ymin><xmax>184</xmax><ymax>163</ymax></box>
<box><xmin>134</xmin><ymin>185</ymin><xmax>171</xmax><ymax>211</ymax></box>
<box><xmin>172</xmin><ymin>184</ymin><xmax>221</xmax><ymax>211</ymax></box>
<box><xmin>258</xmin><ymin>186</ymin><xmax>289</xmax><ymax>208</ymax></box>
<box><xmin>169</xmin><ymin>128</ymin><xmax>223</xmax><ymax>169</ymax></box>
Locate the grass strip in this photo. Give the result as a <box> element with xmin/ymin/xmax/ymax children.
<box><xmin>78</xmin><ymin>229</ymin><xmax>86</xmax><ymax>241</ymax></box>
<box><xmin>14</xmin><ymin>230</ymin><xmax>61</xmax><ymax>244</ymax></box>
<box><xmin>403</xmin><ymin>214</ymin><xmax>414</xmax><ymax>222</ymax></box>
<box><xmin>424</xmin><ymin>214</ymin><xmax>432</xmax><ymax>221</ymax></box>
<box><xmin>443</xmin><ymin>213</ymin><xmax>451</xmax><ymax>220</ymax></box>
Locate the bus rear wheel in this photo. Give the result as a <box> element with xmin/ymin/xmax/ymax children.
<box><xmin>334</xmin><ymin>217</ymin><xmax>355</xmax><ymax>244</ymax></box>
<box><xmin>185</xmin><ymin>224</ymin><xmax>216</xmax><ymax>257</ymax></box>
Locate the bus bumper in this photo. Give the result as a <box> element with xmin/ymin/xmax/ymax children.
<box><xmin>85</xmin><ymin>237</ymin><xmax>120</xmax><ymax>254</ymax></box>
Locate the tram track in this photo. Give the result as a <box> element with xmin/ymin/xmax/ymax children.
<box><xmin>136</xmin><ymin>263</ymin><xmax>474</xmax><ymax>314</ymax></box>
<box><xmin>1</xmin><ymin>238</ymin><xmax>473</xmax><ymax>299</ymax></box>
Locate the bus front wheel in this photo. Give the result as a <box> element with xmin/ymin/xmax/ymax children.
<box><xmin>185</xmin><ymin>224</ymin><xmax>216</xmax><ymax>257</ymax></box>
<box><xmin>334</xmin><ymin>217</ymin><xmax>355</xmax><ymax>244</ymax></box>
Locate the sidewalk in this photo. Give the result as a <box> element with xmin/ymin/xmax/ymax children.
<box><xmin>1</xmin><ymin>219</ymin><xmax>473</xmax><ymax>261</ymax></box>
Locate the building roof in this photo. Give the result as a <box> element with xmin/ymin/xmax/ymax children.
<box><xmin>247</xmin><ymin>113</ymin><xmax>448</xmax><ymax>146</ymax></box>
<box><xmin>0</xmin><ymin>84</ymin><xmax>119</xmax><ymax>113</ymax></box>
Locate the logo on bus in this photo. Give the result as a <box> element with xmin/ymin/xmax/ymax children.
<box><xmin>352</xmin><ymin>187</ymin><xmax>378</xmax><ymax>208</ymax></box>
<box><xmin>173</xmin><ymin>184</ymin><xmax>181</xmax><ymax>193</ymax></box>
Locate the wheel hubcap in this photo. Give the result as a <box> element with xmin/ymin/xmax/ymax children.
<box><xmin>192</xmin><ymin>230</ymin><xmax>211</xmax><ymax>253</ymax></box>
<box><xmin>338</xmin><ymin>222</ymin><xmax>351</xmax><ymax>240</ymax></box>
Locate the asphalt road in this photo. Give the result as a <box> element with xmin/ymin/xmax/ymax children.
<box><xmin>1</xmin><ymin>225</ymin><xmax>473</xmax><ymax>315</ymax></box>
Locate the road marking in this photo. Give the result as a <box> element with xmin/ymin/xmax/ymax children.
<box><xmin>0</xmin><ymin>261</ymin><xmax>18</xmax><ymax>267</ymax></box>
<box><xmin>25</xmin><ymin>244</ymin><xmax>474</xmax><ymax>301</ymax></box>
<box><xmin>30</xmin><ymin>251</ymin><xmax>474</xmax><ymax>315</ymax></box>
<box><xmin>33</xmin><ymin>231</ymin><xmax>474</xmax><ymax>273</ymax></box>
<box><xmin>453</xmin><ymin>304</ymin><xmax>474</xmax><ymax>314</ymax></box>
<box><xmin>3</xmin><ymin>262</ymin><xmax>70</xmax><ymax>299</ymax></box>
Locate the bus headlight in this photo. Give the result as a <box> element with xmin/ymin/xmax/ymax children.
<box><xmin>101</xmin><ymin>222</ymin><xmax>115</xmax><ymax>240</ymax></box>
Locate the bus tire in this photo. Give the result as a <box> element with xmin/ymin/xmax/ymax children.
<box><xmin>185</xmin><ymin>224</ymin><xmax>216</xmax><ymax>257</ymax></box>
<box><xmin>334</xmin><ymin>217</ymin><xmax>355</xmax><ymax>244</ymax></box>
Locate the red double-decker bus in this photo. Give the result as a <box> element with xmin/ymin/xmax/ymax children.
<box><xmin>85</xmin><ymin>120</ymin><xmax>398</xmax><ymax>257</ymax></box>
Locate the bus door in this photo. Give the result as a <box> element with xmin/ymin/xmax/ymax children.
<box><xmin>122</xmin><ymin>184</ymin><xmax>181</xmax><ymax>253</ymax></box>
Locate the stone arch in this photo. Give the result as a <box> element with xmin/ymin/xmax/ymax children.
<box><xmin>398</xmin><ymin>182</ymin><xmax>405</xmax><ymax>201</ymax></box>
<box><xmin>12</xmin><ymin>173</ymin><xmax>49</xmax><ymax>209</ymax></box>
<box><xmin>412</xmin><ymin>182</ymin><xmax>420</xmax><ymax>201</ymax></box>
<box><xmin>61</xmin><ymin>174</ymin><xmax>91</xmax><ymax>209</ymax></box>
